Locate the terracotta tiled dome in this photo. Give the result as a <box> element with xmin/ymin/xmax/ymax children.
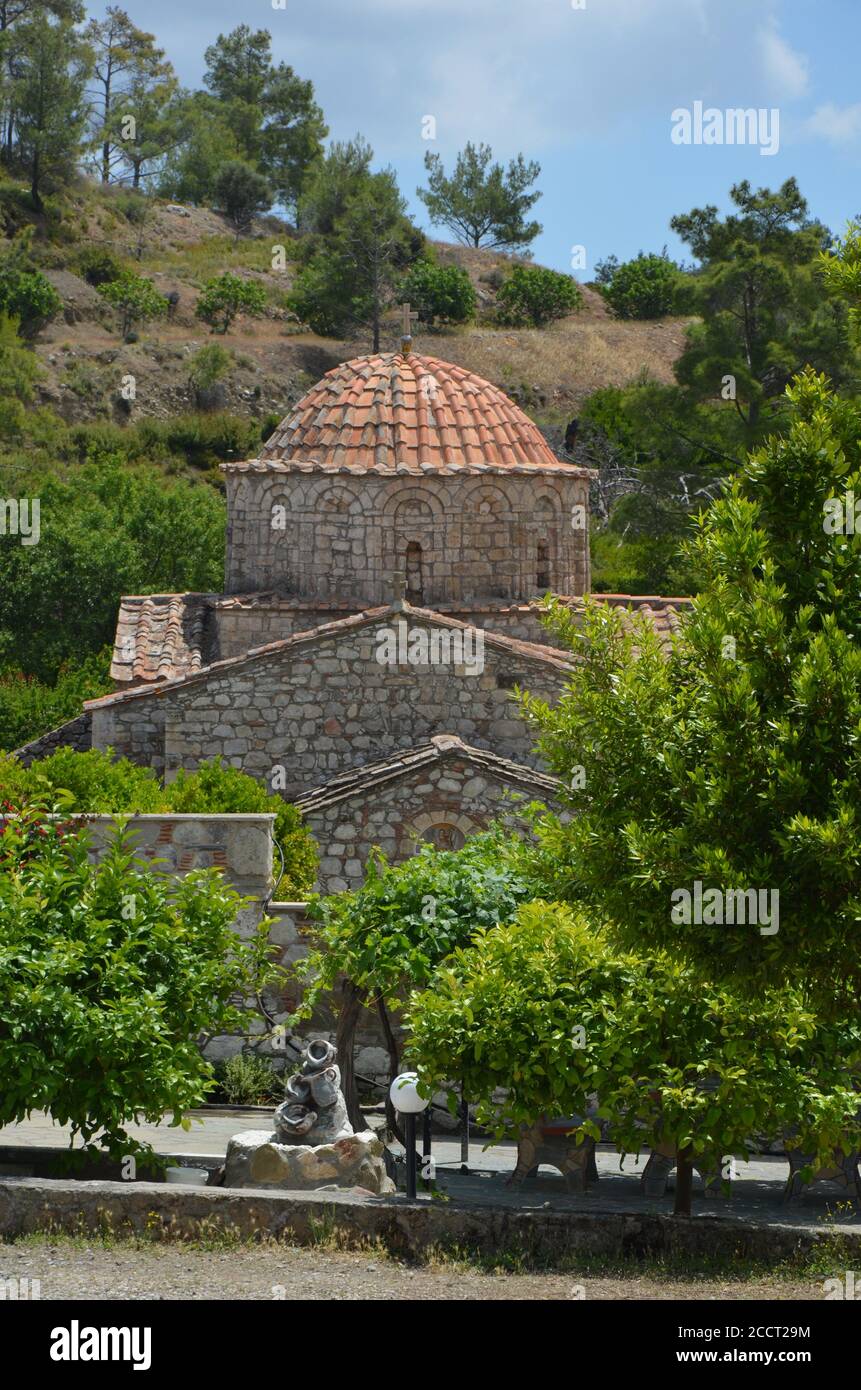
<box><xmin>236</xmin><ymin>352</ymin><xmax>578</xmax><ymax>476</ymax></box>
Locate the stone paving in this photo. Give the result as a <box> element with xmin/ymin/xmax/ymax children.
<box><xmin>2</xmin><ymin>1110</ymin><xmax>859</xmax><ymax>1232</ymax></box>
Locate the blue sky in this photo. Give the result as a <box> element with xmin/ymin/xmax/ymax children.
<box><xmin>89</xmin><ymin>0</ymin><xmax>860</xmax><ymax>274</ymax></box>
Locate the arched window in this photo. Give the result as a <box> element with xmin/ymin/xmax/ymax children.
<box><xmin>405</xmin><ymin>540</ymin><xmax>424</xmax><ymax>605</ymax></box>
<box><xmin>537</xmin><ymin>540</ymin><xmax>550</xmax><ymax>591</ymax></box>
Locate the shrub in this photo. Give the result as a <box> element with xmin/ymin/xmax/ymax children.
<box><xmin>0</xmin><ymin>241</ymin><xmax>62</xmax><ymax>336</ymax></box>
<box><xmin>98</xmin><ymin>270</ymin><xmax>169</xmax><ymax>338</ymax></box>
<box><xmin>195</xmin><ymin>273</ymin><xmax>267</xmax><ymax>334</ymax></box>
<box><xmin>0</xmin><ymin>806</ymin><xmax>277</xmax><ymax>1160</ymax></box>
<box><xmin>189</xmin><ymin>343</ymin><xmax>233</xmax><ymax>393</ymax></box>
<box><xmin>400</xmin><ymin>259</ymin><xmax>476</xmax><ymax>326</ymax></box>
<box><xmin>213</xmin><ymin>1054</ymin><xmax>282</xmax><ymax>1105</ymax></box>
<box><xmin>496</xmin><ymin>264</ymin><xmax>581</xmax><ymax>327</ymax></box>
<box><xmin>213</xmin><ymin>161</ymin><xmax>273</xmax><ymax>235</ymax></box>
<box><xmin>76</xmin><ymin>246</ymin><xmax>126</xmax><ymax>287</ymax></box>
<box><xmin>603</xmin><ymin>252</ymin><xmax>681</xmax><ymax>319</ymax></box>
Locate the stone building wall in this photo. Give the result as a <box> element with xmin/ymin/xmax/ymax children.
<box><xmin>13</xmin><ymin>712</ymin><xmax>92</xmax><ymax>766</ymax></box>
<box><xmin>158</xmin><ymin>614</ymin><xmax>567</xmax><ymax>796</ymax></box>
<box><xmin>89</xmin><ymin>696</ymin><xmax>168</xmax><ymax>775</ymax></box>
<box><xmin>210</xmin><ymin>598</ymin><xmax>568</xmax><ymax>661</ymax></box>
<box><xmin>301</xmin><ymin>755</ymin><xmax>556</xmax><ymax>895</ymax></box>
<box><xmin>224</xmin><ymin>470</ymin><xmax>590</xmax><ymax>605</ymax></box>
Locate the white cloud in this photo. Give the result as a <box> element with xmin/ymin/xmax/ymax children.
<box><xmin>806</xmin><ymin>102</ymin><xmax>861</xmax><ymax>146</ymax></box>
<box><xmin>758</xmin><ymin>19</ymin><xmax>809</xmax><ymax>100</ymax></box>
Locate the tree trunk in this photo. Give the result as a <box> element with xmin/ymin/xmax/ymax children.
<box><xmin>376</xmin><ymin>997</ymin><xmax>405</xmax><ymax>1146</ymax></box>
<box><xmin>334</xmin><ymin>977</ymin><xmax>367</xmax><ymax>1132</ymax></box>
<box><xmin>674</xmin><ymin>1146</ymin><xmax>694</xmax><ymax>1216</ymax></box>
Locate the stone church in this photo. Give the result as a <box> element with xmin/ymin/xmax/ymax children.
<box><xmin>21</xmin><ymin>338</ymin><xmax>685</xmax><ymax>894</ymax></box>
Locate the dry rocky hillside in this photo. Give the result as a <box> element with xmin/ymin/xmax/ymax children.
<box><xmin>10</xmin><ymin>189</ymin><xmax>691</xmax><ymax>436</ymax></box>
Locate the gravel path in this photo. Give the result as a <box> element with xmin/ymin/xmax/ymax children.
<box><xmin>1</xmin><ymin>1241</ymin><xmax>825</xmax><ymax>1301</ymax></box>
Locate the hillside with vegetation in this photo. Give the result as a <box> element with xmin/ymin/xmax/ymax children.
<box><xmin>1</xmin><ymin>7</ymin><xmax>857</xmax><ymax>753</ymax></box>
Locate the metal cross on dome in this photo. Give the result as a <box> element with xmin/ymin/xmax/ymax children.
<box><xmin>399</xmin><ymin>301</ymin><xmax>418</xmax><ymax>352</ymax></box>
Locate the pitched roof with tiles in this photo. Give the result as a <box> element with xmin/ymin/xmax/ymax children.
<box><xmin>110</xmin><ymin>593</ymin><xmax>211</xmax><ymax>685</ymax></box>
<box><xmin>295</xmin><ymin>734</ymin><xmax>561</xmax><ymax>814</ymax></box>
<box><xmin>93</xmin><ymin>601</ymin><xmax>576</xmax><ymax>711</ymax></box>
<box><xmin>222</xmin><ymin>352</ymin><xmax>592</xmax><ymax>478</ymax></box>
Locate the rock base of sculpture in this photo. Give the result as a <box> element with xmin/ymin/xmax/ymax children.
<box><xmin>223</xmin><ymin>1128</ymin><xmax>395</xmax><ymax>1195</ymax></box>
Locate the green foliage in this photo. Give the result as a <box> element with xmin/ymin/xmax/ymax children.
<box><xmin>212</xmin><ymin>1053</ymin><xmax>282</xmax><ymax>1105</ymax></box>
<box><xmin>0</xmin><ymin>459</ymin><xmax>225</xmax><ymax>681</ymax></box>
<box><xmin>0</xmin><ymin>805</ymin><xmax>277</xmax><ymax>1158</ymax></box>
<box><xmin>407</xmin><ymin>901</ymin><xmax>861</xmax><ymax>1173</ymax></box>
<box><xmin>189</xmin><ymin>343</ymin><xmax>233</xmax><ymax>393</ymax></box>
<box><xmin>10</xmin><ymin>14</ymin><xmax>92</xmax><ymax>209</ymax></box>
<box><xmin>0</xmin><ymin>651</ymin><xmax>111</xmax><ymax>753</ymax></box>
<box><xmin>76</xmin><ymin>246</ymin><xmax>126</xmax><ymax>287</ymax></box>
<box><xmin>195</xmin><ymin>272</ymin><xmax>266</xmax><ymax>334</ymax></box>
<box><xmin>400</xmin><ymin>259</ymin><xmax>476</xmax><ymax>327</ymax></box>
<box><xmin>168</xmin><ymin>757</ymin><xmax>318</xmax><ymax>898</ymax></box>
<box><xmin>418</xmin><ymin>142</ymin><xmax>542</xmax><ymax>253</ymax></box>
<box><xmin>496</xmin><ymin>264</ymin><xmax>581</xmax><ymax>327</ymax></box>
<box><xmin>293</xmin><ymin>830</ymin><xmax>539</xmax><ymax>1019</ymax></box>
<box><xmin>524</xmin><ymin>370</ymin><xmax>861</xmax><ymax>1009</ymax></box>
<box><xmin>0</xmin><ymin>313</ymin><xmax>41</xmax><ymax>435</ymax></box>
<box><xmin>0</xmin><ymin>235</ymin><xmax>62</xmax><ymax>336</ymax></box>
<box><xmin>289</xmin><ymin>167</ymin><xmax>421</xmax><ymax>347</ymax></box>
<box><xmin>213</xmin><ymin>160</ymin><xmax>272</xmax><ymax>234</ymax></box>
<box><xmin>671</xmin><ymin>178</ymin><xmax>857</xmax><ymax>431</ymax></box>
<box><xmin>820</xmin><ymin>220</ymin><xmax>861</xmax><ymax>337</ymax></box>
<box><xmin>98</xmin><ymin>269</ymin><xmax>168</xmax><ymax>338</ymax></box>
<box><xmin>0</xmin><ymin>751</ymin><xmax>318</xmax><ymax>896</ymax></box>
<box><xmin>603</xmin><ymin>252</ymin><xmax>683</xmax><ymax>319</ymax></box>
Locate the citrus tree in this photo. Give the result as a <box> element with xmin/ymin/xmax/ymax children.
<box><xmin>406</xmin><ymin>901</ymin><xmax>861</xmax><ymax>1213</ymax></box>
<box><xmin>98</xmin><ymin>270</ymin><xmax>169</xmax><ymax>339</ymax></box>
<box><xmin>523</xmin><ymin>370</ymin><xmax>861</xmax><ymax>1011</ymax></box>
<box><xmin>0</xmin><ymin>805</ymin><xmax>279</xmax><ymax>1163</ymax></box>
<box><xmin>195</xmin><ymin>273</ymin><xmax>267</xmax><ymax>334</ymax></box>
<box><xmin>291</xmin><ymin>830</ymin><xmax>539</xmax><ymax>1131</ymax></box>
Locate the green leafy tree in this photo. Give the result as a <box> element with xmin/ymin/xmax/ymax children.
<box><xmin>0</xmin><ymin>231</ymin><xmax>61</xmax><ymax>335</ymax></box>
<box><xmin>418</xmin><ymin>142</ymin><xmax>542</xmax><ymax>253</ymax></box>
<box><xmin>0</xmin><ymin>652</ymin><xmax>111</xmax><ymax>753</ymax></box>
<box><xmin>296</xmin><ymin>135</ymin><xmax>372</xmax><ymax>237</ymax></box>
<box><xmin>407</xmin><ymin>901</ymin><xmax>861</xmax><ymax>1214</ymax></box>
<box><xmin>11</xmin><ymin>13</ymin><xmax>92</xmax><ymax>209</ymax></box>
<box><xmin>292</xmin><ymin>832</ymin><xmax>539</xmax><ymax>1130</ymax></box>
<box><xmin>195</xmin><ymin>271</ymin><xmax>266</xmax><ymax>334</ymax></box>
<box><xmin>83</xmin><ymin>6</ymin><xmax>172</xmax><ymax>185</ymax></box>
<box><xmin>290</xmin><ymin>168</ymin><xmax>421</xmax><ymax>350</ymax></box>
<box><xmin>0</xmin><ymin>805</ymin><xmax>277</xmax><ymax>1161</ymax></box>
<box><xmin>524</xmin><ymin>369</ymin><xmax>861</xmax><ymax>1012</ymax></box>
<box><xmin>213</xmin><ymin>158</ymin><xmax>272</xmax><ymax>235</ymax></box>
<box><xmin>670</xmin><ymin>178</ymin><xmax>856</xmax><ymax>433</ymax></box>
<box><xmin>98</xmin><ymin>268</ymin><xmax>168</xmax><ymax>338</ymax></box>
<box><xmin>496</xmin><ymin>264</ymin><xmax>581</xmax><ymax>327</ymax></box>
<box><xmin>202</xmin><ymin>25</ymin><xmax>326</xmax><ymax>212</ymax></box>
<box><xmin>400</xmin><ymin>259</ymin><xmax>476</xmax><ymax>327</ymax></box>
<box><xmin>156</xmin><ymin>91</ymin><xmax>242</xmax><ymax>206</ymax></box>
<box><xmin>0</xmin><ymin>459</ymin><xmax>225</xmax><ymax>680</ymax></box>
<box><xmin>603</xmin><ymin>251</ymin><xmax>683</xmax><ymax>319</ymax></box>
<box><xmin>108</xmin><ymin>65</ymin><xmax>181</xmax><ymax>191</ymax></box>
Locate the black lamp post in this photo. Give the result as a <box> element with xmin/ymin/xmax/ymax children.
<box><xmin>390</xmin><ymin>1072</ymin><xmax>429</xmax><ymax>1200</ymax></box>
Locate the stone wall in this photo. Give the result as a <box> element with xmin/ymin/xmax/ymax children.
<box><xmin>302</xmin><ymin>754</ymin><xmax>555</xmax><ymax>894</ymax></box>
<box><xmin>89</xmin><ymin>695</ymin><xmax>168</xmax><ymax>775</ymax></box>
<box><xmin>13</xmin><ymin>712</ymin><xmax>92</xmax><ymax>767</ymax></box>
<box><xmin>157</xmin><ymin>613</ymin><xmax>567</xmax><ymax>797</ymax></box>
<box><xmin>211</xmin><ymin>597</ymin><xmax>568</xmax><ymax>661</ymax></box>
<box><xmin>224</xmin><ymin>470</ymin><xmax>590</xmax><ymax>604</ymax></box>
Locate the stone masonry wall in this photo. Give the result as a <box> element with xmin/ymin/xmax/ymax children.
<box><xmin>303</xmin><ymin>756</ymin><xmax>554</xmax><ymax>895</ymax></box>
<box><xmin>13</xmin><ymin>712</ymin><xmax>92</xmax><ymax>767</ymax></box>
<box><xmin>160</xmin><ymin>615</ymin><xmax>566</xmax><ymax>797</ymax></box>
<box><xmin>89</xmin><ymin>696</ymin><xmax>168</xmax><ymax>775</ymax></box>
<box><xmin>225</xmin><ymin>471</ymin><xmax>590</xmax><ymax>604</ymax></box>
